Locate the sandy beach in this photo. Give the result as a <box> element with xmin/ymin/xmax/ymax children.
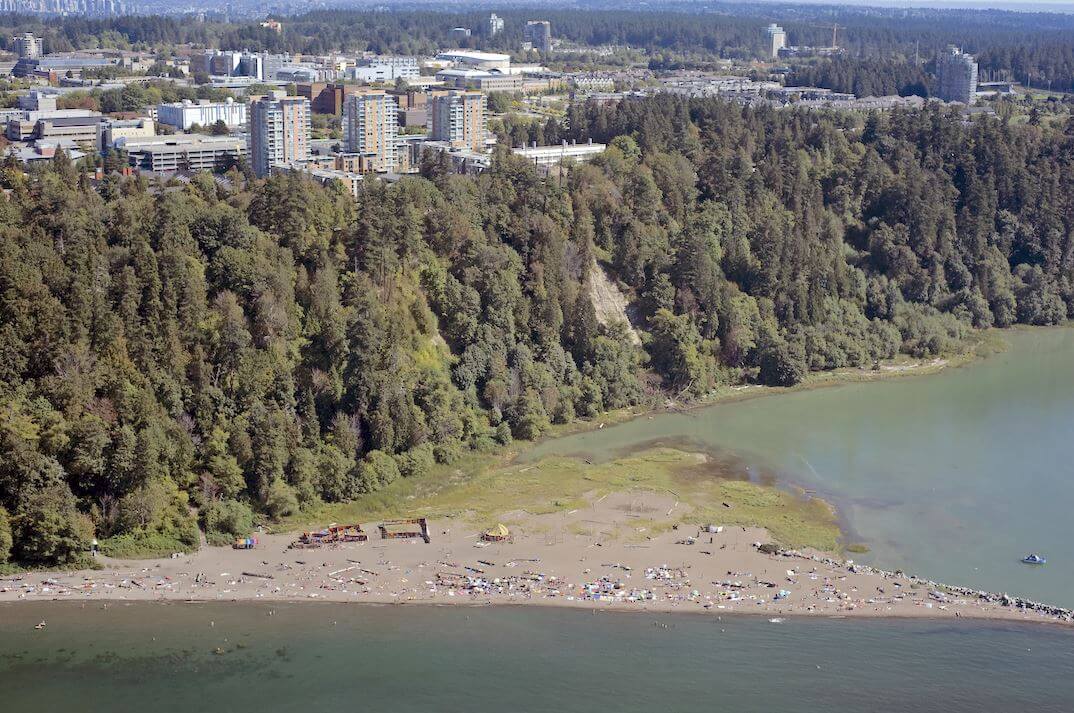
<box><xmin>2</xmin><ymin>490</ymin><xmax>1068</xmax><ymax>626</ymax></box>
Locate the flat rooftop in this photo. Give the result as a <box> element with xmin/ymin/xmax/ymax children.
<box><xmin>436</xmin><ymin>50</ymin><xmax>511</xmax><ymax>63</ymax></box>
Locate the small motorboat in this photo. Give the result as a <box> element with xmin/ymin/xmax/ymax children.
<box><xmin>34</xmin><ymin>621</ymin><xmax>46</xmax><ymax>630</ymax></box>
<box><xmin>1022</xmin><ymin>554</ymin><xmax>1047</xmax><ymax>565</ymax></box>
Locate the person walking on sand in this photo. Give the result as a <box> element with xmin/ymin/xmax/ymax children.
<box><xmin>91</xmin><ymin>538</ymin><xmax>99</xmax><ymax>556</ymax></box>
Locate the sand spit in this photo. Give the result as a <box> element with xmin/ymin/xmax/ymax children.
<box><xmin>1</xmin><ymin>491</ymin><xmax>1069</xmax><ymax>626</ymax></box>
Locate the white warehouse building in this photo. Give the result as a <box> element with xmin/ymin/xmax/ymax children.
<box><xmin>512</xmin><ymin>139</ymin><xmax>607</xmax><ymax>168</ymax></box>
<box><xmin>434</xmin><ymin>50</ymin><xmax>512</xmax><ymax>72</ymax></box>
<box><xmin>156</xmin><ymin>98</ymin><xmax>248</xmax><ymax>130</ymax></box>
<box><xmin>349</xmin><ymin>56</ymin><xmax>419</xmax><ymax>83</ymax></box>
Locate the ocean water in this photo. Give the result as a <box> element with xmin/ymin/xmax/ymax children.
<box><xmin>1</xmin><ymin>602</ymin><xmax>1072</xmax><ymax>713</ymax></box>
<box><xmin>525</xmin><ymin>328</ymin><xmax>1074</xmax><ymax>606</ymax></box>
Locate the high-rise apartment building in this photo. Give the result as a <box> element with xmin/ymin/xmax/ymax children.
<box><xmin>248</xmin><ymin>95</ymin><xmax>311</xmax><ymax>178</ymax></box>
<box><xmin>343</xmin><ymin>89</ymin><xmax>399</xmax><ymax>173</ymax></box>
<box><xmin>488</xmin><ymin>13</ymin><xmax>504</xmax><ymax>36</ymax></box>
<box><xmin>524</xmin><ymin>21</ymin><xmax>552</xmax><ymax>54</ymax></box>
<box><xmin>429</xmin><ymin>90</ymin><xmax>486</xmax><ymax>152</ymax></box>
<box><xmin>13</xmin><ymin>33</ymin><xmax>43</xmax><ymax>59</ymax></box>
<box><xmin>936</xmin><ymin>46</ymin><xmax>978</xmax><ymax>104</ymax></box>
<box><xmin>765</xmin><ymin>24</ymin><xmax>786</xmax><ymax>59</ymax></box>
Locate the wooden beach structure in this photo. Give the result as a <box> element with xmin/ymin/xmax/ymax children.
<box><xmin>378</xmin><ymin>517</ymin><xmax>431</xmax><ymax>543</ymax></box>
<box><xmin>291</xmin><ymin>524</ymin><xmax>368</xmax><ymax>549</ymax></box>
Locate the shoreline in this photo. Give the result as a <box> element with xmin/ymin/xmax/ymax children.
<box><xmin>3</xmin><ymin>552</ymin><xmax>1068</xmax><ymax>628</ymax></box>
<box><xmin>3</xmin><ymin>500</ymin><xmax>1071</xmax><ymax>628</ymax></box>
<box><xmin>5</xmin><ymin>327</ymin><xmax>1070</xmax><ymax>628</ymax></box>
<box><xmin>530</xmin><ymin>326</ymin><xmax>1015</xmax><ymax>448</ymax></box>
<box><xmin>2</xmin><ymin>594</ymin><xmax>1070</xmax><ymax>632</ymax></box>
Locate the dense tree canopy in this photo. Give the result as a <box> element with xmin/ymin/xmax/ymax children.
<box><xmin>1</xmin><ymin>94</ymin><xmax>1072</xmax><ymax>566</ymax></box>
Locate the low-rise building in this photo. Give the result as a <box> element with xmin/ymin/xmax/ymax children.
<box><xmin>18</xmin><ymin>90</ymin><xmax>60</xmax><ymax>112</ymax></box>
<box><xmin>157</xmin><ymin>99</ymin><xmax>247</xmax><ymax>130</ymax></box>
<box><xmin>568</xmin><ymin>73</ymin><xmax>617</xmax><ymax>93</ymax></box>
<box><xmin>275</xmin><ymin>161</ymin><xmax>364</xmax><ymax>197</ymax></box>
<box><xmin>399</xmin><ymin>107</ymin><xmax>428</xmax><ymax>129</ymax></box>
<box><xmin>777</xmin><ymin>46</ymin><xmax>843</xmax><ymax>59</ymax></box>
<box><xmin>8</xmin><ymin>141</ymin><xmax>86</xmax><ymax>165</ymax></box>
<box><xmin>436</xmin><ymin>68</ymin><xmax>525</xmax><ymax>92</ymax></box>
<box><xmin>387</xmin><ymin>87</ymin><xmax>430</xmax><ymax>128</ymax></box>
<box><xmin>12</xmin><ymin>54</ymin><xmax>117</xmax><ymax>79</ymax></box>
<box><xmin>434</xmin><ymin>51</ymin><xmax>512</xmax><ymax>72</ymax></box>
<box><xmin>512</xmin><ymin>140</ymin><xmax>606</xmax><ymax>169</ymax></box>
<box><xmin>6</xmin><ymin>109</ymin><xmax>104</xmax><ymax>146</ymax></box>
<box><xmin>420</xmin><ymin>140</ymin><xmax>492</xmax><ymax>175</ymax></box>
<box><xmin>297</xmin><ymin>83</ymin><xmax>369</xmax><ymax>116</ymax></box>
<box><xmin>118</xmin><ymin>133</ymin><xmax>247</xmax><ymax>173</ymax></box>
<box><xmin>349</xmin><ymin>56</ymin><xmax>419</xmax><ymax>83</ymax></box>
<box><xmin>99</xmin><ymin>117</ymin><xmax>155</xmax><ymax>152</ymax></box>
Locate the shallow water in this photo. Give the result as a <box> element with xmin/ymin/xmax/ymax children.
<box><xmin>1</xmin><ymin>602</ymin><xmax>1072</xmax><ymax>713</ymax></box>
<box><xmin>526</xmin><ymin>328</ymin><xmax>1074</xmax><ymax>606</ymax></box>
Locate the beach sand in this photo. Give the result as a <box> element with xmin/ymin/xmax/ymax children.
<box><xmin>1</xmin><ymin>490</ymin><xmax>1067</xmax><ymax>625</ymax></box>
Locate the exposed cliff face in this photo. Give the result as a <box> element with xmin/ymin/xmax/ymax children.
<box><xmin>588</xmin><ymin>257</ymin><xmax>641</xmax><ymax>346</ymax></box>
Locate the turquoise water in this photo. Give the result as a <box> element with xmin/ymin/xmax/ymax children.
<box><xmin>1</xmin><ymin>603</ymin><xmax>1072</xmax><ymax>712</ymax></box>
<box><xmin>526</xmin><ymin>328</ymin><xmax>1074</xmax><ymax>606</ymax></box>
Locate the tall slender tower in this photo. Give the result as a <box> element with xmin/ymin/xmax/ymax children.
<box><xmin>343</xmin><ymin>89</ymin><xmax>400</xmax><ymax>172</ymax></box>
<box><xmin>13</xmin><ymin>33</ymin><xmax>43</xmax><ymax>59</ymax></box>
<box><xmin>936</xmin><ymin>46</ymin><xmax>978</xmax><ymax>104</ymax></box>
<box><xmin>248</xmin><ymin>95</ymin><xmax>311</xmax><ymax>178</ymax></box>
<box><xmin>765</xmin><ymin>24</ymin><xmax>786</xmax><ymax>59</ymax></box>
<box><xmin>430</xmin><ymin>90</ymin><xmax>487</xmax><ymax>152</ymax></box>
<box><xmin>524</xmin><ymin>21</ymin><xmax>552</xmax><ymax>54</ymax></box>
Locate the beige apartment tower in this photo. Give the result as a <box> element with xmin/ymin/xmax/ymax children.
<box><xmin>765</xmin><ymin>24</ymin><xmax>786</xmax><ymax>59</ymax></box>
<box><xmin>429</xmin><ymin>90</ymin><xmax>487</xmax><ymax>152</ymax></box>
<box><xmin>248</xmin><ymin>95</ymin><xmax>311</xmax><ymax>177</ymax></box>
<box><xmin>14</xmin><ymin>33</ymin><xmax>43</xmax><ymax>59</ymax></box>
<box><xmin>343</xmin><ymin>89</ymin><xmax>399</xmax><ymax>173</ymax></box>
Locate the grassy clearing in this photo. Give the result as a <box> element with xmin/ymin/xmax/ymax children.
<box><xmin>98</xmin><ymin>533</ymin><xmax>197</xmax><ymax>559</ymax></box>
<box><xmin>0</xmin><ymin>554</ymin><xmax>101</xmax><ymax>575</ymax></box>
<box><xmin>279</xmin><ymin>447</ymin><xmax>841</xmax><ymax>552</ymax></box>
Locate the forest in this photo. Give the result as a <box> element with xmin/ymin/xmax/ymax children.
<box><xmin>787</xmin><ymin>57</ymin><xmax>933</xmax><ymax>100</ymax></box>
<box><xmin>1</xmin><ymin>96</ymin><xmax>1072</xmax><ymax>568</ymax></box>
